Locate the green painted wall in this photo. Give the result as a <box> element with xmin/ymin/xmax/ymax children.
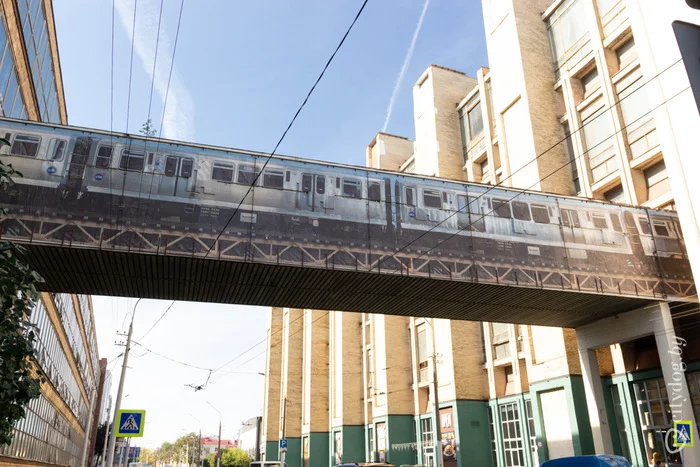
<box><xmin>265</xmin><ymin>441</ymin><xmax>279</xmax><ymax>462</ymax></box>
<box><xmin>285</xmin><ymin>437</ymin><xmax>301</xmax><ymax>467</ymax></box>
<box><xmin>307</xmin><ymin>433</ymin><xmax>329</xmax><ymax>467</ymax></box>
<box><xmin>452</xmin><ymin>400</ymin><xmax>493</xmax><ymax>467</ymax></box>
<box><xmin>373</xmin><ymin>415</ymin><xmax>417</xmax><ymax>466</ymax></box>
<box><xmin>333</xmin><ymin>425</ymin><xmax>365</xmax><ymax>464</ymax></box>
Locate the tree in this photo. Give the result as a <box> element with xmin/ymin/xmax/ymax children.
<box><xmin>0</xmin><ymin>137</ymin><xmax>43</xmax><ymax>445</ymax></box>
<box><xmin>92</xmin><ymin>422</ymin><xmax>108</xmax><ymax>465</ymax></box>
<box><xmin>208</xmin><ymin>448</ymin><xmax>250</xmax><ymax>467</ymax></box>
<box><xmin>140</xmin><ymin>119</ymin><xmax>158</xmax><ymax>138</ymax></box>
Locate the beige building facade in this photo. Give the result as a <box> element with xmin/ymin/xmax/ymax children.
<box><xmin>262</xmin><ymin>1</ymin><xmax>700</xmax><ymax>467</ymax></box>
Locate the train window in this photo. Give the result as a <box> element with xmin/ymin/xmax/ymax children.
<box><xmin>212</xmin><ymin>162</ymin><xmax>234</xmax><ymax>182</ymax></box>
<box><xmin>442</xmin><ymin>192</ymin><xmax>448</xmax><ymax>203</ymax></box>
<box><xmin>592</xmin><ymin>214</ymin><xmax>608</xmax><ymax>230</ymax></box>
<box><xmin>238</xmin><ymin>165</ymin><xmax>260</xmax><ymax>185</ymax></box>
<box><xmin>180</xmin><ymin>159</ymin><xmax>193</xmax><ymax>178</ymax></box>
<box><xmin>336</xmin><ymin>177</ymin><xmax>340</xmax><ymax>189</ymax></box>
<box><xmin>467</xmin><ymin>196</ymin><xmax>481</xmax><ymax>214</ymax></box>
<box><xmin>50</xmin><ymin>140</ymin><xmax>66</xmax><ymax>161</ymax></box>
<box><xmin>561</xmin><ymin>209</ymin><xmax>581</xmax><ymax>227</ymax></box>
<box><xmin>302</xmin><ymin>174</ymin><xmax>312</xmax><ymax>192</ymax></box>
<box><xmin>263</xmin><ymin>169</ymin><xmax>284</xmax><ymax>189</ymax></box>
<box><xmin>368</xmin><ymin>182</ymin><xmax>381</xmax><ymax>202</ymax></box>
<box><xmin>610</xmin><ymin>213</ymin><xmax>623</xmax><ymax>232</ymax></box>
<box><xmin>406</xmin><ymin>187</ymin><xmax>416</xmax><ymax>207</ymax></box>
<box><xmin>638</xmin><ymin>218</ymin><xmax>651</xmax><ymax>235</ymax></box>
<box><xmin>119</xmin><ymin>150</ymin><xmax>145</xmax><ymax>171</ymax></box>
<box><xmin>531</xmin><ymin>205</ymin><xmax>549</xmax><ymax>224</ymax></box>
<box><xmin>423</xmin><ymin>190</ymin><xmax>442</xmax><ymax>209</ymax></box>
<box><xmin>285</xmin><ymin>171</ymin><xmax>290</xmax><ymax>182</ymax></box>
<box><xmin>316</xmin><ymin>175</ymin><xmax>325</xmax><ymax>194</ymax></box>
<box><xmin>512</xmin><ymin>201</ymin><xmax>531</xmax><ymax>221</ymax></box>
<box><xmin>10</xmin><ymin>134</ymin><xmax>40</xmax><ymax>157</ymax></box>
<box><xmin>492</xmin><ymin>199</ymin><xmax>512</xmax><ymax>218</ymax></box>
<box><xmin>653</xmin><ymin>222</ymin><xmax>670</xmax><ymax>237</ymax></box>
<box><xmin>164</xmin><ymin>156</ymin><xmax>178</xmax><ymax>176</ymax></box>
<box><xmin>343</xmin><ymin>179</ymin><xmax>362</xmax><ymax>199</ymax></box>
<box><xmin>95</xmin><ymin>146</ymin><xmax>113</xmax><ymax>168</ymax></box>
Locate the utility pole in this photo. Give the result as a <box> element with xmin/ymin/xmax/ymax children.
<box><xmin>107</xmin><ymin>299</ymin><xmax>143</xmax><ymax>467</ymax></box>
<box><xmin>206</xmin><ymin>401</ymin><xmax>222</xmax><ymax>467</ymax></box>
<box><xmin>199</xmin><ymin>429</ymin><xmax>202</xmax><ymax>467</ymax></box>
<box><xmin>81</xmin><ymin>387</ymin><xmax>97</xmax><ymax>467</ymax></box>
<box><xmin>101</xmin><ymin>420</ymin><xmax>111</xmax><ymax>467</ymax></box>
<box><xmin>280</xmin><ymin>397</ymin><xmax>287</xmax><ymax>467</ymax></box>
<box><xmin>428</xmin><ymin>319</ymin><xmax>442</xmax><ymax>467</ymax></box>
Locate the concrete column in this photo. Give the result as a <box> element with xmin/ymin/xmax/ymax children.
<box><xmin>576</xmin><ymin>334</ymin><xmax>614</xmax><ymax>455</ymax></box>
<box><xmin>651</xmin><ymin>302</ymin><xmax>700</xmax><ymax>465</ymax></box>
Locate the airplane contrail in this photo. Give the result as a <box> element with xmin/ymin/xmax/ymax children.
<box><xmin>382</xmin><ymin>0</ymin><xmax>432</xmax><ymax>133</ymax></box>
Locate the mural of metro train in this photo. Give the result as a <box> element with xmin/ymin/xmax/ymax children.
<box><xmin>0</xmin><ymin>117</ymin><xmax>690</xmax><ymax>278</ymax></box>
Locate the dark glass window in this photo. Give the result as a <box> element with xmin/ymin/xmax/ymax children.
<box><xmin>368</xmin><ymin>182</ymin><xmax>381</xmax><ymax>202</ymax></box>
<box><xmin>302</xmin><ymin>174</ymin><xmax>312</xmax><ymax>192</ymax></box>
<box><xmin>343</xmin><ymin>179</ymin><xmax>361</xmax><ymax>199</ymax></box>
<box><xmin>119</xmin><ymin>150</ymin><xmax>145</xmax><ymax>171</ymax></box>
<box><xmin>512</xmin><ymin>201</ymin><xmax>531</xmax><ymax>221</ymax></box>
<box><xmin>212</xmin><ymin>162</ymin><xmax>234</xmax><ymax>182</ymax></box>
<box><xmin>238</xmin><ymin>164</ymin><xmax>260</xmax><ymax>185</ymax></box>
<box><xmin>592</xmin><ymin>214</ymin><xmax>609</xmax><ymax>230</ymax></box>
<box><xmin>405</xmin><ymin>187</ymin><xmax>416</xmax><ymax>207</ymax></box>
<box><xmin>610</xmin><ymin>213</ymin><xmax>623</xmax><ymax>232</ymax></box>
<box><xmin>263</xmin><ymin>170</ymin><xmax>284</xmax><ymax>188</ymax></box>
<box><xmin>51</xmin><ymin>139</ymin><xmax>65</xmax><ymax>161</ymax></box>
<box><xmin>316</xmin><ymin>175</ymin><xmax>325</xmax><ymax>194</ymax></box>
<box><xmin>95</xmin><ymin>145</ymin><xmax>112</xmax><ymax>168</ymax></box>
<box><xmin>531</xmin><ymin>205</ymin><xmax>550</xmax><ymax>224</ymax></box>
<box><xmin>423</xmin><ymin>190</ymin><xmax>442</xmax><ymax>208</ymax></box>
<box><xmin>653</xmin><ymin>222</ymin><xmax>670</xmax><ymax>237</ymax></box>
<box><xmin>10</xmin><ymin>134</ymin><xmax>40</xmax><ymax>157</ymax></box>
<box><xmin>639</xmin><ymin>218</ymin><xmax>651</xmax><ymax>235</ymax></box>
<box><xmin>180</xmin><ymin>158</ymin><xmax>193</xmax><ymax>178</ymax></box>
<box><xmin>493</xmin><ymin>199</ymin><xmax>512</xmax><ymax>218</ymax></box>
<box><xmin>164</xmin><ymin>156</ymin><xmax>178</xmax><ymax>176</ymax></box>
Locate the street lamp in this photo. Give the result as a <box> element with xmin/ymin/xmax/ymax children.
<box><xmin>206</xmin><ymin>402</ymin><xmax>222</xmax><ymax>467</ymax></box>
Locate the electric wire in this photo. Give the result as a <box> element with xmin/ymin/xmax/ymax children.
<box><xmin>383</xmin><ymin>58</ymin><xmax>684</xmax><ymax>264</ymax></box>
<box><xmin>408</xmin><ymin>85</ymin><xmax>691</xmax><ymax>264</ymax></box>
<box><xmin>124</xmin><ymin>0</ymin><xmax>139</xmax><ymax>134</ymax></box>
<box><xmin>202</xmin><ymin>0</ymin><xmax>370</xmax><ymax>260</ymax></box>
<box><xmin>137</xmin><ymin>300</ymin><xmax>176</xmax><ymax>342</ymax></box>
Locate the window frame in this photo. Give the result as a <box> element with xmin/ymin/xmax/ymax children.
<box><xmin>262</xmin><ymin>169</ymin><xmax>285</xmax><ymax>189</ymax></box>
<box><xmin>422</xmin><ymin>189</ymin><xmax>442</xmax><ymax>209</ymax></box>
<box><xmin>342</xmin><ymin>178</ymin><xmax>362</xmax><ymax>199</ymax></box>
<box><xmin>211</xmin><ymin>161</ymin><xmax>235</xmax><ymax>182</ymax></box>
<box><xmin>10</xmin><ymin>134</ymin><xmax>41</xmax><ymax>158</ymax></box>
<box><xmin>119</xmin><ymin>149</ymin><xmax>146</xmax><ymax>172</ymax></box>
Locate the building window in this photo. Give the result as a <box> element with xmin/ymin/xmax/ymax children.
<box><xmin>610</xmin><ymin>385</ymin><xmax>633</xmax><ymax>462</ymax></box>
<box><xmin>367</xmin><ymin>347</ymin><xmax>374</xmax><ymax>398</ymax></box>
<box><xmin>634</xmin><ymin>378</ymin><xmax>682</xmax><ymax>465</ymax></box>
<box><xmin>0</xmin><ymin>17</ymin><xmax>27</xmax><ymax>118</ymax></box>
<box><xmin>492</xmin><ymin>322</ymin><xmax>510</xmax><ymax>360</ymax></box>
<box><xmin>616</xmin><ymin>66</ymin><xmax>658</xmax><ymax>159</ymax></box>
<box><xmin>367</xmin><ymin>427</ymin><xmax>375</xmax><ymax>462</ymax></box>
<box><xmin>488</xmin><ymin>406</ymin><xmax>498</xmax><ymax>467</ymax></box>
<box><xmin>480</xmin><ymin>159</ymin><xmax>490</xmax><ymax>183</ymax></box>
<box><xmin>615</xmin><ymin>37</ymin><xmax>638</xmax><ymax>70</ymax></box>
<box><xmin>597</xmin><ymin>0</ymin><xmax>629</xmax><ymax>38</ymax></box>
<box><xmin>546</xmin><ymin>0</ymin><xmax>593</xmax><ymax>73</ymax></box>
<box><xmin>377</xmin><ymin>422</ymin><xmax>387</xmax><ymax>463</ymax></box>
<box><xmin>499</xmin><ymin>402</ymin><xmax>525</xmax><ymax>466</ymax></box>
<box><xmin>604</xmin><ymin>184</ymin><xmax>626</xmax><ymax>203</ymax></box>
<box><xmin>580</xmin><ymin>98</ymin><xmax>617</xmax><ymax>182</ymax></box>
<box><xmin>417</xmin><ymin>324</ymin><xmax>430</xmax><ymax>383</ymax></box>
<box><xmin>687</xmin><ymin>372</ymin><xmax>700</xmax><ymax>427</ymax></box>
<box><xmin>420</xmin><ymin>417</ymin><xmax>433</xmax><ymax>447</ymax></box>
<box><xmin>562</xmin><ymin>122</ymin><xmax>581</xmax><ymax>193</ymax></box>
<box><xmin>460</xmin><ymin>96</ymin><xmax>485</xmax><ymax>159</ymax></box>
<box><xmin>644</xmin><ymin>161</ymin><xmax>669</xmax><ymax>201</ymax></box>
<box><xmin>581</xmin><ymin>67</ymin><xmax>601</xmax><ymax>99</ymax></box>
<box><xmin>525</xmin><ymin>400</ymin><xmax>539</xmax><ymax>466</ymax></box>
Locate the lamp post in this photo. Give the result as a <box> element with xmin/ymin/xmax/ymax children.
<box><xmin>206</xmin><ymin>402</ymin><xmax>222</xmax><ymax>467</ymax></box>
<box><xmin>107</xmin><ymin>299</ymin><xmax>143</xmax><ymax>467</ymax></box>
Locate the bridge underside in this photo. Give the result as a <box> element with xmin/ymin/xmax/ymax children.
<box><xmin>22</xmin><ymin>244</ymin><xmax>664</xmax><ymax>328</ymax></box>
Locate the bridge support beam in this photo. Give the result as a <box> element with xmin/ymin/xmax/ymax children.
<box><xmin>576</xmin><ymin>302</ymin><xmax>699</xmax><ymax>463</ymax></box>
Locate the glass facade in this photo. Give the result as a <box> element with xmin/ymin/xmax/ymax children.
<box><xmin>16</xmin><ymin>0</ymin><xmax>60</xmax><ymax>122</ymax></box>
<box><xmin>633</xmin><ymin>378</ymin><xmax>682</xmax><ymax>465</ymax></box>
<box><xmin>0</xmin><ymin>13</ymin><xmax>26</xmax><ymax>118</ymax></box>
<box><xmin>499</xmin><ymin>402</ymin><xmax>525</xmax><ymax>467</ymax></box>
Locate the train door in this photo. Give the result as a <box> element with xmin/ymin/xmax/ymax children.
<box><xmin>383</xmin><ymin>177</ymin><xmax>393</xmax><ymax>235</ymax></box>
<box><xmin>300</xmin><ymin>173</ymin><xmax>326</xmax><ymax>213</ymax></box>
<box><xmin>623</xmin><ymin>211</ymin><xmax>646</xmax><ymax>258</ymax></box>
<box><xmin>456</xmin><ymin>194</ymin><xmax>470</xmax><ymax>230</ymax></box>
<box><xmin>394</xmin><ymin>180</ymin><xmax>402</xmax><ymax>231</ymax></box>
<box><xmin>560</xmin><ymin>208</ymin><xmax>585</xmax><ymax>244</ymax></box>
<box><xmin>159</xmin><ymin>155</ymin><xmax>194</xmax><ymax>197</ymax></box>
<box><xmin>66</xmin><ymin>137</ymin><xmax>94</xmax><ymax>193</ymax></box>
<box><xmin>117</xmin><ymin>149</ymin><xmax>146</xmax><ymax>194</ymax></box>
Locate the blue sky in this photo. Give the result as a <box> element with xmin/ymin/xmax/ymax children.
<box><xmin>53</xmin><ymin>0</ymin><xmax>489</xmax><ymax>448</ymax></box>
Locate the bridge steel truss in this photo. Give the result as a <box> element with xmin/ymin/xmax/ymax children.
<box><xmin>1</xmin><ymin>209</ymin><xmax>695</xmax><ymax>328</ymax></box>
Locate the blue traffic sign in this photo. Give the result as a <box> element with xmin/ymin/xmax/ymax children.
<box><xmin>116</xmin><ymin>410</ymin><xmax>146</xmax><ymax>437</ymax></box>
<box><xmin>279</xmin><ymin>439</ymin><xmax>288</xmax><ymax>449</ymax></box>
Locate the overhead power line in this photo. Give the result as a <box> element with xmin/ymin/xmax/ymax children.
<box><xmin>203</xmin><ymin>0</ymin><xmax>371</xmax><ymax>259</ymax></box>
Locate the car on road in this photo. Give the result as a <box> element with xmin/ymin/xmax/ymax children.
<box><xmin>540</xmin><ymin>455</ymin><xmax>631</xmax><ymax>466</ymax></box>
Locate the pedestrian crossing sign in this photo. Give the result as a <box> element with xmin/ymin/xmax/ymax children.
<box><xmin>673</xmin><ymin>420</ymin><xmax>694</xmax><ymax>448</ymax></box>
<box><xmin>116</xmin><ymin>410</ymin><xmax>146</xmax><ymax>437</ymax></box>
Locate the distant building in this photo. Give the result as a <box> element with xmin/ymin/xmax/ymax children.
<box><xmin>238</xmin><ymin>417</ymin><xmax>262</xmax><ymax>461</ymax></box>
<box><xmin>200</xmin><ymin>437</ymin><xmax>237</xmax><ymax>457</ymax></box>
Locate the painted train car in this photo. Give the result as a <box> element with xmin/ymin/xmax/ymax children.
<box><xmin>0</xmin><ymin>117</ymin><xmax>689</xmax><ymax>278</ymax></box>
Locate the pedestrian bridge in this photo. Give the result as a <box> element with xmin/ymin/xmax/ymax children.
<box><xmin>0</xmin><ymin>118</ymin><xmax>695</xmax><ymax>327</ymax></box>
